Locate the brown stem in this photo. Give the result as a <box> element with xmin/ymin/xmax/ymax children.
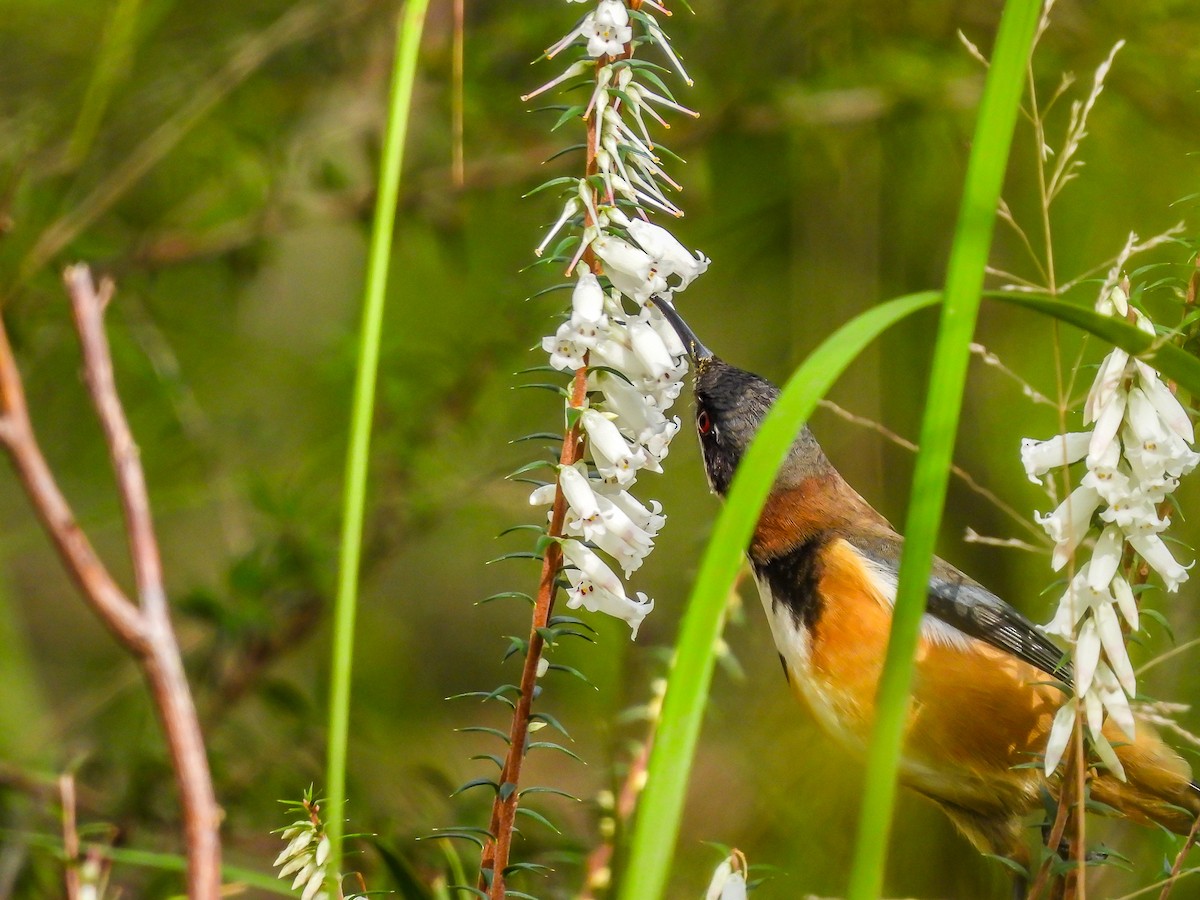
<box><xmin>0</xmin><ymin>321</ymin><xmax>144</xmax><ymax>650</ymax></box>
<box><xmin>0</xmin><ymin>265</ymin><xmax>221</xmax><ymax>898</ymax></box>
<box><xmin>479</xmin><ymin>364</ymin><xmax>590</xmax><ymax>896</ymax></box>
<box><xmin>65</xmin><ymin>265</ymin><xmax>222</xmax><ymax>899</ymax></box>
<box><xmin>480</xmin><ymin>40</ymin><xmax>616</xmax><ymax>897</ymax></box>
<box><xmin>1028</xmin><ymin>719</ymin><xmax>1081</xmax><ymax>900</ymax></box>
<box><xmin>1157</xmin><ymin>812</ymin><xmax>1200</xmax><ymax>900</ymax></box>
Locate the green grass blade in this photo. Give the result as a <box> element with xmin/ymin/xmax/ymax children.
<box><xmin>616</xmin><ymin>290</ymin><xmax>941</xmax><ymax>900</ymax></box>
<box><xmin>845</xmin><ymin>2</ymin><xmax>1042</xmax><ymax>897</ymax></box>
<box><xmin>986</xmin><ymin>292</ymin><xmax>1200</xmax><ymax>394</ymax></box>
<box><xmin>66</xmin><ymin>0</ymin><xmax>144</xmax><ymax>167</ymax></box>
<box><xmin>325</xmin><ymin>0</ymin><xmax>431</xmax><ymax>880</ymax></box>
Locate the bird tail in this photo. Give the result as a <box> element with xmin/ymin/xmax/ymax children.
<box><xmin>1089</xmin><ymin>720</ymin><xmax>1200</xmax><ymax>835</ymax></box>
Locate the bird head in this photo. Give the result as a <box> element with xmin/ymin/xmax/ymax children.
<box><xmin>652</xmin><ymin>298</ymin><xmax>833</xmax><ymax>497</ymax></box>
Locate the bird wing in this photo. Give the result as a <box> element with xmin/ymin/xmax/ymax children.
<box><xmin>848</xmin><ymin>533</ymin><xmax>1073</xmax><ymax>686</ymax></box>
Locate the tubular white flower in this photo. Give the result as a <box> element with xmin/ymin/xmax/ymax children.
<box><xmin>528</xmin><ymin>483</ymin><xmax>557</xmax><ymax>506</ymax></box>
<box><xmin>561</xmin><ymin>538</ymin><xmax>623</xmax><ymax>593</ymax></box>
<box><xmin>1075</xmin><ymin>616</ymin><xmax>1102</xmax><ymax>696</ymax></box>
<box><xmin>597</xmin><ymin>482</ymin><xmax>666</xmax><ymax>536</ymax></box>
<box><xmin>625</xmin><ymin>218</ymin><xmax>711</xmax><ymax>289</ymax></box>
<box><xmin>704</xmin><ymin>857</ymin><xmax>748</xmax><ymax>900</ymax></box>
<box><xmin>1020</xmin><ymin>432</ymin><xmax>1091</xmax><ymax>484</ymax></box>
<box><xmin>1083</xmin><ymin>347</ymin><xmax>1129</xmax><ymax>425</ymax></box>
<box><xmin>1093</xmin><ymin>601</ymin><xmax>1135</xmax><ymax>694</ymax></box>
<box><xmin>542</xmin><ymin>328</ymin><xmax>588</xmax><ymax>372</ymax></box>
<box><xmin>1087</xmin><ymin>385</ymin><xmax>1127</xmax><ymax>462</ymax></box>
<box><xmin>627</xmin><ymin>317</ymin><xmax>681</xmax><ymax>382</ymax></box>
<box><xmin>1031</xmin><ymin>284</ymin><xmax>1195</xmax><ymax>779</ymax></box>
<box><xmin>559</xmin><ymin>461</ymin><xmax>602</xmax><ymax>522</ymax></box>
<box><xmin>1086</xmin><ymin>524</ymin><xmax>1123</xmax><ymax>589</ymax></box>
<box><xmin>1127</xmin><ymin>531</ymin><xmax>1190</xmax><ymax>591</ymax></box>
<box><xmin>1092</xmin><ymin>729</ymin><xmax>1126</xmax><ymax>782</ymax></box>
<box><xmin>561</xmin><ymin>546</ymin><xmax>654</xmax><ymax>638</ymax></box>
<box><xmin>530</xmin><ymin>0</ymin><xmax>706</xmax><ymax>642</ymax></box>
<box><xmin>1036</xmin><ymin>484</ymin><xmax>1101</xmax><ymax>570</ymax></box>
<box><xmin>1095</xmin><ymin>662</ymin><xmax>1136</xmax><ymax>740</ymax></box>
<box><xmin>581</xmin><ymin>407</ymin><xmax>651</xmax><ymax>484</ymax></box>
<box><xmin>572</xmin><ymin>268</ymin><xmax>606</xmax><ymax>323</ymax></box>
<box><xmin>1044</xmin><ymin>700</ymin><xmax>1077</xmax><ymax>775</ymax></box>
<box><xmin>1111</xmin><ymin>574</ymin><xmax>1138</xmax><ymax>630</ymax></box>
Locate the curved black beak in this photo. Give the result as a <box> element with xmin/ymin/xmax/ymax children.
<box><xmin>651</xmin><ymin>296</ymin><xmax>713</xmax><ymax>361</ymax></box>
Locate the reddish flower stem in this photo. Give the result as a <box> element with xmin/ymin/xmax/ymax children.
<box><xmin>479</xmin><ymin>363</ymin><xmax>589</xmax><ymax>897</ymax></box>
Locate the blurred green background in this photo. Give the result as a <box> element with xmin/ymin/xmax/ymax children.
<box><xmin>2</xmin><ymin>0</ymin><xmax>1200</xmax><ymax>897</ymax></box>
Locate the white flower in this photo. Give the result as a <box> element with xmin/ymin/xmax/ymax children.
<box><xmin>542</xmin><ymin>327</ymin><xmax>588</xmax><ymax>372</ymax></box>
<box><xmin>1020</xmin><ymin>432</ymin><xmax>1091</xmax><ymax>484</ymax></box>
<box><xmin>1086</xmin><ymin>525</ymin><xmax>1123</xmax><ymax>589</ymax></box>
<box><xmin>581</xmin><ymin>408</ymin><xmax>650</xmax><ymax>484</ymax></box>
<box><xmin>1094</xmin><ymin>601</ymin><xmax>1135</xmax><ymax>694</ymax></box>
<box><xmin>1092</xmin><ymin>729</ymin><xmax>1126</xmax><ymax>781</ymax></box>
<box><xmin>591</xmin><ymin>370</ymin><xmax>679</xmax><ymax>460</ymax></box>
<box><xmin>593</xmin><ymin>233</ymin><xmax>669</xmax><ymax>302</ymax></box>
<box><xmin>625</xmin><ymin>218</ymin><xmax>710</xmax><ymax>289</ymax></box>
<box><xmin>572</xmin><ymin>269</ymin><xmax>606</xmax><ymax>323</ymax></box>
<box><xmin>627</xmin><ymin>318</ymin><xmax>683</xmax><ymax>384</ymax></box>
<box><xmin>594</xmin><ymin>0</ymin><xmax>629</xmax><ymax>28</ymax></box>
<box><xmin>584</xmin><ymin>10</ymin><xmax>631</xmax><ymax>58</ymax></box>
<box><xmin>1044</xmin><ymin>699</ymin><xmax>1076</xmax><ymax>775</ymax></box>
<box><xmin>705</xmin><ymin>857</ymin><xmax>748</xmax><ymax>900</ymax></box>
<box><xmin>1127</xmin><ymin>531</ymin><xmax>1190</xmax><ymax>591</ymax></box>
<box><xmin>559</xmin><ymin>461</ymin><xmax>602</xmax><ymax>524</ymax></box>
<box><xmin>642</xmin><ymin>302</ymin><xmax>688</xmax><ymax>360</ymax></box>
<box><xmin>522</xmin><ymin>59</ymin><xmax>591</xmax><ymax>103</ymax></box>
<box><xmin>1087</xmin><ymin>384</ymin><xmax>1127</xmax><ymax>462</ymax></box>
<box><xmin>1095</xmin><ymin>662</ymin><xmax>1136</xmax><ymax>740</ymax></box>
<box><xmin>1075</xmin><ymin>616</ymin><xmax>1102</xmax><ymax>696</ymax></box>
<box><xmin>596</xmin><ymin>482</ymin><xmax>666</xmax><ymax>536</ymax></box>
<box><xmin>1032</xmin><ymin>289</ymin><xmax>1196</xmax><ymax>780</ymax></box>
<box><xmin>1136</xmin><ymin>360</ymin><xmax>1194</xmax><ymax>442</ymax></box>
<box><xmin>1036</xmin><ymin>484</ymin><xmax>1102</xmax><ymax>570</ymax></box>
<box><xmin>561</xmin><ymin>539</ymin><xmax>654</xmax><ymax>637</ymax></box>
<box><xmin>528</xmin><ymin>483</ymin><xmax>557</xmax><ymax>506</ymax></box>
<box><xmin>586</xmin><ymin>501</ymin><xmax>655</xmax><ymax>577</ymax></box>
<box><xmin>1083</xmin><ymin>347</ymin><xmax>1129</xmax><ymax>425</ymax></box>
<box><xmin>1111</xmin><ymin>574</ymin><xmax>1138</xmax><ymax>630</ymax></box>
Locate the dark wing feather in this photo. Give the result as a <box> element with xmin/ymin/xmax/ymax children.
<box><xmin>927</xmin><ymin>566</ymin><xmax>1073</xmax><ymax>685</ymax></box>
<box><xmin>849</xmin><ymin>533</ymin><xmax>1073</xmax><ymax>686</ymax></box>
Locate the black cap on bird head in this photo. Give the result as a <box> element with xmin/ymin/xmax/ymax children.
<box><xmin>652</xmin><ymin>297</ymin><xmax>833</xmax><ymax>497</ymax></box>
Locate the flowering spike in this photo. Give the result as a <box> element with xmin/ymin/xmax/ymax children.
<box><xmin>1031</xmin><ymin>283</ymin><xmax>1195</xmax><ymax>781</ymax></box>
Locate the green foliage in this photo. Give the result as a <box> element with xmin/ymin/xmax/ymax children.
<box><xmin>3</xmin><ymin>1</ymin><xmax>1200</xmax><ymax>897</ymax></box>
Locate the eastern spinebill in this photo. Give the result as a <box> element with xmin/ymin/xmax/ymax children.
<box><xmin>653</xmin><ymin>298</ymin><xmax>1200</xmax><ymax>880</ymax></box>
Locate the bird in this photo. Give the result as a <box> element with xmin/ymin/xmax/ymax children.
<box><xmin>651</xmin><ymin>298</ymin><xmax>1200</xmax><ymax>888</ymax></box>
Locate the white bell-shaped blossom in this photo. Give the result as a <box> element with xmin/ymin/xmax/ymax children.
<box><xmin>1021</xmin><ymin>432</ymin><xmax>1091</xmax><ymax>484</ymax></box>
<box><xmin>581</xmin><ymin>408</ymin><xmax>652</xmax><ymax>484</ymax></box>
<box><xmin>625</xmin><ymin>218</ymin><xmax>711</xmax><ymax>289</ymax></box>
<box><xmin>1044</xmin><ymin>699</ymin><xmax>1077</xmax><ymax>777</ymax></box>
<box><xmin>1035</xmin><ymin>484</ymin><xmax>1101</xmax><ymax>571</ymax></box>
<box><xmin>560</xmin><ymin>539</ymin><xmax>654</xmax><ymax>638</ymax></box>
<box><xmin>527</xmin><ymin>0</ymin><xmax>706</xmax><ymax>638</ymax></box>
<box><xmin>1030</xmin><ymin>283</ymin><xmax>1195</xmax><ymax>780</ymax></box>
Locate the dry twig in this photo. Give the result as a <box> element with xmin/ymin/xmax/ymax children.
<box><xmin>0</xmin><ymin>265</ymin><xmax>220</xmax><ymax>898</ymax></box>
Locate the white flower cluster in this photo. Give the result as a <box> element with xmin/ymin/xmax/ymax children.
<box><xmin>525</xmin><ymin>0</ymin><xmax>706</xmax><ymax>639</ymax></box>
<box><xmin>1023</xmin><ymin>284</ymin><xmax>1197</xmax><ymax>777</ymax></box>
<box><xmin>275</xmin><ymin>817</ymin><xmax>333</xmax><ymax>900</ymax></box>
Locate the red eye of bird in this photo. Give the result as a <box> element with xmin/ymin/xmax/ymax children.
<box><xmin>697</xmin><ymin>410</ymin><xmax>713</xmax><ymax>435</ymax></box>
